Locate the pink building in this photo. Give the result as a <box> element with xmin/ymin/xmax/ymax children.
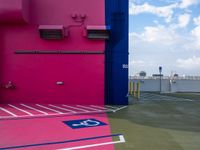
<box><xmin>0</xmin><ymin>0</ymin><xmax>128</xmax><ymax>105</ymax></box>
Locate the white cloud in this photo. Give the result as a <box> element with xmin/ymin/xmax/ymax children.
<box><xmin>177</xmin><ymin>56</ymin><xmax>200</xmax><ymax>69</ymax></box>
<box><xmin>135</xmin><ymin>25</ymin><xmax>181</xmax><ymax>45</ymax></box>
<box><xmin>190</xmin><ymin>26</ymin><xmax>200</xmax><ymax>49</ymax></box>
<box><xmin>129</xmin><ymin>0</ymin><xmax>200</xmax><ymax>23</ymax></box>
<box><xmin>177</xmin><ymin>13</ymin><xmax>191</xmax><ymax>28</ymax></box>
<box><xmin>193</xmin><ymin>15</ymin><xmax>200</xmax><ymax>26</ymax></box>
<box><xmin>129</xmin><ymin>2</ymin><xmax>178</xmax><ymax>22</ymax></box>
<box><xmin>179</xmin><ymin>0</ymin><xmax>200</xmax><ymax>8</ymax></box>
<box><xmin>129</xmin><ymin>60</ymin><xmax>146</xmax><ymax>75</ymax></box>
<box><xmin>170</xmin><ymin>13</ymin><xmax>191</xmax><ymax>29</ymax></box>
<box><xmin>130</xmin><ymin>24</ymin><xmax>200</xmax><ymax>51</ymax></box>
<box><xmin>191</xmin><ymin>26</ymin><xmax>200</xmax><ymax>39</ymax></box>
<box><xmin>189</xmin><ymin>16</ymin><xmax>200</xmax><ymax>50</ymax></box>
<box><xmin>129</xmin><ymin>32</ymin><xmax>140</xmax><ymax>50</ymax></box>
<box><xmin>129</xmin><ymin>59</ymin><xmax>155</xmax><ymax>76</ymax></box>
<box><xmin>130</xmin><ymin>60</ymin><xmax>145</xmax><ymax>66</ymax></box>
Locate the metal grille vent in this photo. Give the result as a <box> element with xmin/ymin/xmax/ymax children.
<box><xmin>39</xmin><ymin>25</ymin><xmax>65</xmax><ymax>40</ymax></box>
<box><xmin>86</xmin><ymin>26</ymin><xmax>110</xmax><ymax>40</ymax></box>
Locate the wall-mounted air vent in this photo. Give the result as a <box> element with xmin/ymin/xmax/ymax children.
<box><xmin>86</xmin><ymin>26</ymin><xmax>110</xmax><ymax>40</ymax></box>
<box><xmin>39</xmin><ymin>25</ymin><xmax>65</xmax><ymax>40</ymax></box>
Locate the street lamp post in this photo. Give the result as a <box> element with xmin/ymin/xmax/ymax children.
<box><xmin>159</xmin><ymin>66</ymin><xmax>162</xmax><ymax>93</ymax></box>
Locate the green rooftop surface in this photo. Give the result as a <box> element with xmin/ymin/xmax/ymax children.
<box><xmin>109</xmin><ymin>93</ymin><xmax>200</xmax><ymax>150</ymax></box>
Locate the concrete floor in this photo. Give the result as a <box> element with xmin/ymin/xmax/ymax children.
<box><xmin>109</xmin><ymin>93</ymin><xmax>200</xmax><ymax>150</ymax></box>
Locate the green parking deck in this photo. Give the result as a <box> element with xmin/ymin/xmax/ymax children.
<box><xmin>109</xmin><ymin>93</ymin><xmax>200</xmax><ymax>150</ymax></box>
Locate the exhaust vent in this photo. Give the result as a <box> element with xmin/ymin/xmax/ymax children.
<box><xmin>86</xmin><ymin>26</ymin><xmax>110</xmax><ymax>40</ymax></box>
<box><xmin>39</xmin><ymin>25</ymin><xmax>65</xmax><ymax>40</ymax></box>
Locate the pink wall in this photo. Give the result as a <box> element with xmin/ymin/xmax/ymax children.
<box><xmin>0</xmin><ymin>0</ymin><xmax>25</xmax><ymax>24</ymax></box>
<box><xmin>0</xmin><ymin>0</ymin><xmax>105</xmax><ymax>104</ymax></box>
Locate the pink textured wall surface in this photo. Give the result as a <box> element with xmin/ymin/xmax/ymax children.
<box><xmin>0</xmin><ymin>0</ymin><xmax>25</xmax><ymax>23</ymax></box>
<box><xmin>0</xmin><ymin>0</ymin><xmax>105</xmax><ymax>104</ymax></box>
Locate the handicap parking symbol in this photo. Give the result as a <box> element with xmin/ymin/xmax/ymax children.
<box><xmin>63</xmin><ymin>119</ymin><xmax>107</xmax><ymax>129</ymax></box>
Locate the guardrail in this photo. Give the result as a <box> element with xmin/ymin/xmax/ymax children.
<box><xmin>129</xmin><ymin>76</ymin><xmax>200</xmax><ymax>80</ymax></box>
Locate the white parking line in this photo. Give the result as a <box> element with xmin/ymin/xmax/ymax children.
<box><xmin>105</xmin><ymin>105</ymin><xmax>119</xmax><ymax>109</ymax></box>
<box><xmin>0</xmin><ymin>115</ymin><xmax>31</xmax><ymax>119</ymax></box>
<box><xmin>90</xmin><ymin>105</ymin><xmax>115</xmax><ymax>112</ymax></box>
<box><xmin>49</xmin><ymin>104</ymin><xmax>77</xmax><ymax>113</ymax></box>
<box><xmin>0</xmin><ymin>107</ymin><xmax>17</xmax><ymax>117</ymax></box>
<box><xmin>62</xmin><ymin>105</ymin><xmax>90</xmax><ymax>112</ymax></box>
<box><xmin>8</xmin><ymin>104</ymin><xmax>33</xmax><ymax>116</ymax></box>
<box><xmin>113</xmin><ymin>106</ymin><xmax>127</xmax><ymax>112</ymax></box>
<box><xmin>20</xmin><ymin>104</ymin><xmax>48</xmax><ymax>115</ymax></box>
<box><xmin>36</xmin><ymin>104</ymin><xmax>64</xmax><ymax>114</ymax></box>
<box><xmin>142</xmin><ymin>93</ymin><xmax>195</xmax><ymax>102</ymax></box>
<box><xmin>90</xmin><ymin>105</ymin><xmax>106</xmax><ymax>110</ymax></box>
<box><xmin>179</xmin><ymin>98</ymin><xmax>194</xmax><ymax>102</ymax></box>
<box><xmin>142</xmin><ymin>94</ymin><xmax>195</xmax><ymax>102</ymax></box>
<box><xmin>0</xmin><ymin>104</ymin><xmax>128</xmax><ymax>120</ymax></box>
<box><xmin>0</xmin><ymin>113</ymin><xmax>65</xmax><ymax>119</ymax></box>
<box><xmin>76</xmin><ymin>105</ymin><xmax>102</xmax><ymax>112</ymax></box>
<box><xmin>59</xmin><ymin>135</ymin><xmax>125</xmax><ymax>150</ymax></box>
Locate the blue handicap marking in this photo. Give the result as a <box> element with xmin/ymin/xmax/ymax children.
<box><xmin>63</xmin><ymin>119</ymin><xmax>107</xmax><ymax>129</ymax></box>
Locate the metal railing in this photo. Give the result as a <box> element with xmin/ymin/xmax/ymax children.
<box><xmin>129</xmin><ymin>76</ymin><xmax>200</xmax><ymax>80</ymax></box>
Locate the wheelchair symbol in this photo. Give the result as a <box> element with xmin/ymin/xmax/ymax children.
<box><xmin>72</xmin><ymin>119</ymin><xmax>100</xmax><ymax>127</ymax></box>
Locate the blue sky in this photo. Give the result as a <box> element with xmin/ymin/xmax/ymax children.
<box><xmin>129</xmin><ymin>0</ymin><xmax>200</xmax><ymax>76</ymax></box>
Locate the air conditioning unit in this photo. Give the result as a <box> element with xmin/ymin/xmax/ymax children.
<box><xmin>86</xmin><ymin>26</ymin><xmax>110</xmax><ymax>40</ymax></box>
<box><xmin>39</xmin><ymin>25</ymin><xmax>65</xmax><ymax>40</ymax></box>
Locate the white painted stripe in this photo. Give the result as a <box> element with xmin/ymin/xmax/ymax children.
<box><xmin>113</xmin><ymin>106</ymin><xmax>128</xmax><ymax>113</ymax></box>
<box><xmin>0</xmin><ymin>107</ymin><xmax>17</xmax><ymax>117</ymax></box>
<box><xmin>119</xmin><ymin>135</ymin><xmax>126</xmax><ymax>142</ymax></box>
<box><xmin>59</xmin><ymin>135</ymin><xmax>125</xmax><ymax>150</ymax></box>
<box><xmin>0</xmin><ymin>111</ymin><xmax>74</xmax><ymax>119</ymax></box>
<box><xmin>171</xmin><ymin>98</ymin><xmax>194</xmax><ymax>102</ymax></box>
<box><xmin>49</xmin><ymin>104</ymin><xmax>77</xmax><ymax>113</ymax></box>
<box><xmin>105</xmin><ymin>105</ymin><xmax>119</xmax><ymax>109</ymax></box>
<box><xmin>180</xmin><ymin>99</ymin><xmax>194</xmax><ymax>102</ymax></box>
<box><xmin>0</xmin><ymin>108</ymin><xmax>110</xmax><ymax>120</ymax></box>
<box><xmin>62</xmin><ymin>105</ymin><xmax>89</xmax><ymax>112</ymax></box>
<box><xmin>1</xmin><ymin>104</ymin><xmax>125</xmax><ymax>120</ymax></box>
<box><xmin>8</xmin><ymin>104</ymin><xmax>34</xmax><ymax>116</ymax></box>
<box><xmin>20</xmin><ymin>104</ymin><xmax>48</xmax><ymax>115</ymax></box>
<box><xmin>0</xmin><ymin>115</ymin><xmax>30</xmax><ymax>119</ymax></box>
<box><xmin>76</xmin><ymin>105</ymin><xmax>102</xmax><ymax>111</ymax></box>
<box><xmin>36</xmin><ymin>104</ymin><xmax>64</xmax><ymax>114</ymax></box>
<box><xmin>90</xmin><ymin>105</ymin><xmax>114</xmax><ymax>112</ymax></box>
<box><xmin>90</xmin><ymin>105</ymin><xmax>106</xmax><ymax>110</ymax></box>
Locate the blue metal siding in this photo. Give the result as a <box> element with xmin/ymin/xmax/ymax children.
<box><xmin>105</xmin><ymin>0</ymin><xmax>129</xmax><ymax>105</ymax></box>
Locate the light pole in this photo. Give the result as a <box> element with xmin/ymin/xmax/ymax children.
<box><xmin>159</xmin><ymin>66</ymin><xmax>162</xmax><ymax>93</ymax></box>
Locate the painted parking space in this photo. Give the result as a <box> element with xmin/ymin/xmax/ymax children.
<box><xmin>0</xmin><ymin>104</ymin><xmax>127</xmax><ymax>149</ymax></box>
<box><xmin>0</xmin><ymin>113</ymin><xmax>125</xmax><ymax>150</ymax></box>
<box><xmin>0</xmin><ymin>104</ymin><xmax>127</xmax><ymax>120</ymax></box>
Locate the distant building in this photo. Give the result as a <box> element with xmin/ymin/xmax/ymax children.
<box><xmin>152</xmin><ymin>74</ymin><xmax>163</xmax><ymax>77</ymax></box>
<box><xmin>139</xmin><ymin>71</ymin><xmax>147</xmax><ymax>77</ymax></box>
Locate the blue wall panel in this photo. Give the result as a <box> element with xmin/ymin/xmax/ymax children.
<box><xmin>105</xmin><ymin>0</ymin><xmax>129</xmax><ymax>105</ymax></box>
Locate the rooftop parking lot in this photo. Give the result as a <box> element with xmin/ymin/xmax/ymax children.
<box><xmin>109</xmin><ymin>92</ymin><xmax>200</xmax><ymax>150</ymax></box>
<box><xmin>1</xmin><ymin>93</ymin><xmax>199</xmax><ymax>150</ymax></box>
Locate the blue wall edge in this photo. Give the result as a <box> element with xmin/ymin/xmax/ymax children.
<box><xmin>105</xmin><ymin>0</ymin><xmax>129</xmax><ymax>105</ymax></box>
